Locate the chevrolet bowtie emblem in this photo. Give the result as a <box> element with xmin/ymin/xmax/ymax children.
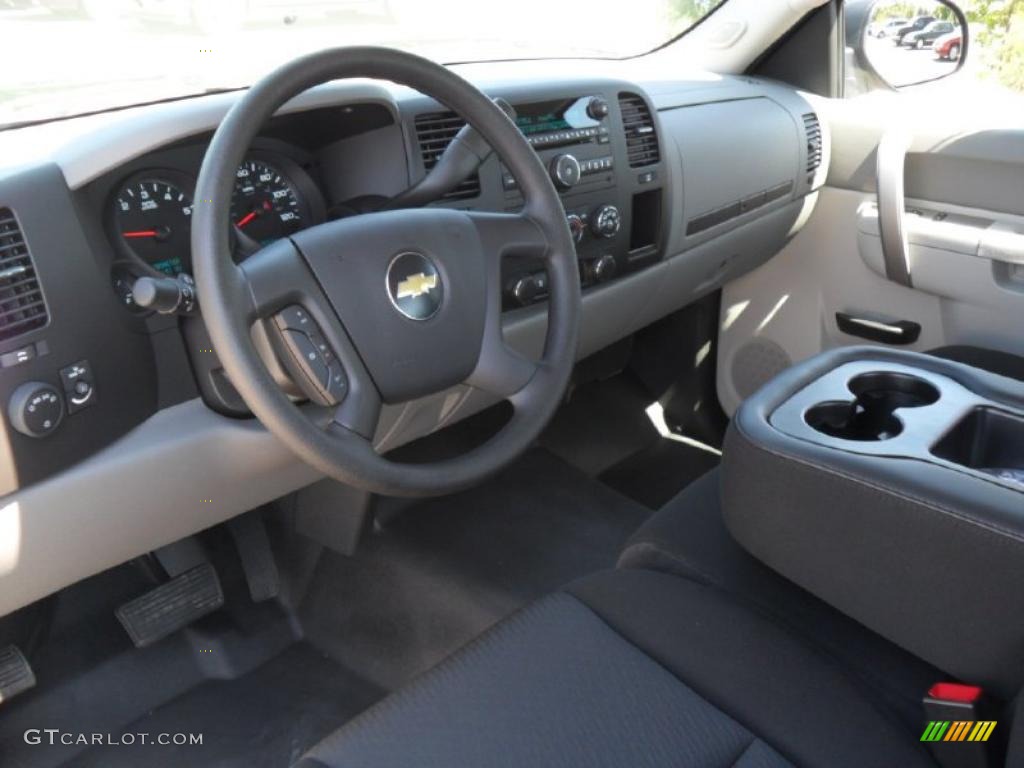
<box><xmin>395</xmin><ymin>272</ymin><xmax>438</xmax><ymax>300</ymax></box>
<box><xmin>387</xmin><ymin>253</ymin><xmax>444</xmax><ymax>321</ymax></box>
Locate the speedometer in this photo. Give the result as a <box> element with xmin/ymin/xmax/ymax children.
<box><xmin>231</xmin><ymin>159</ymin><xmax>304</xmax><ymax>247</ymax></box>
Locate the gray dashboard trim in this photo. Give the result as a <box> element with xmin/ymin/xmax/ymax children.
<box><xmin>0</xmin><ymin>399</ymin><xmax>321</xmax><ymax>617</ymax></box>
<box><xmin>55</xmin><ymin>82</ymin><xmax>399</xmax><ymax>190</ymax></box>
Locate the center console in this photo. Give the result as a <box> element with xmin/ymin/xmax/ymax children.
<box><xmin>721</xmin><ymin>347</ymin><xmax>1024</xmax><ymax>696</ymax></box>
<box><xmin>407</xmin><ymin>83</ymin><xmax>665</xmax><ymax>312</ymax></box>
<box><xmin>497</xmin><ymin>91</ymin><xmax>664</xmax><ymax>309</ymax></box>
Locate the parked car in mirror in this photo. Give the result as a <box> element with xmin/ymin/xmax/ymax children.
<box><xmin>870</xmin><ymin>18</ymin><xmax>909</xmax><ymax>38</ymax></box>
<box><xmin>894</xmin><ymin>15</ymin><xmax>935</xmax><ymax>46</ymax></box>
<box><xmin>904</xmin><ymin>19</ymin><xmax>956</xmax><ymax>49</ymax></box>
<box><xmin>934</xmin><ymin>29</ymin><xmax>963</xmax><ymax>60</ymax></box>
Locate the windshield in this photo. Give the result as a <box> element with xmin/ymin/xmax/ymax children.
<box><xmin>0</xmin><ymin>0</ymin><xmax>723</xmax><ymax>129</ymax></box>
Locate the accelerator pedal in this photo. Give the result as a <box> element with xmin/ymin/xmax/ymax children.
<box><xmin>228</xmin><ymin>513</ymin><xmax>280</xmax><ymax>603</ymax></box>
<box><xmin>0</xmin><ymin>645</ymin><xmax>35</xmax><ymax>704</ymax></box>
<box><xmin>116</xmin><ymin>563</ymin><xmax>224</xmax><ymax>648</ymax></box>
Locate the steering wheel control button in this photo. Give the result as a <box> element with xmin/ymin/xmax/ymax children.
<box><xmin>284</xmin><ymin>329</ymin><xmax>331</xmax><ymax>387</ymax></box>
<box><xmin>386</xmin><ymin>252</ymin><xmax>443</xmax><ymax>322</ymax></box>
<box><xmin>327</xmin><ymin>363</ymin><xmax>349</xmax><ymax>401</ymax></box>
<box><xmin>59</xmin><ymin>359</ymin><xmax>97</xmax><ymax>414</ymax></box>
<box><xmin>274</xmin><ymin>304</ymin><xmax>314</xmax><ymax>333</ymax></box>
<box><xmin>8</xmin><ymin>382</ymin><xmax>64</xmax><ymax>438</ymax></box>
<box><xmin>307</xmin><ymin>331</ymin><xmax>336</xmax><ymax>363</ymax></box>
<box><xmin>272</xmin><ymin>305</ymin><xmax>348</xmax><ymax>405</ymax></box>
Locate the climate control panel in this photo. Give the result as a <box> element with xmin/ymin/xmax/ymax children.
<box><xmin>505</xmin><ymin>203</ymin><xmax>629</xmax><ymax>308</ymax></box>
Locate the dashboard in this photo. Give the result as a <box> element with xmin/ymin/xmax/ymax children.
<box><xmin>0</xmin><ymin>62</ymin><xmax>828</xmax><ymax>616</ymax></box>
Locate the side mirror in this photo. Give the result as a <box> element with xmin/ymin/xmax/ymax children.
<box><xmin>849</xmin><ymin>0</ymin><xmax>968</xmax><ymax>90</ymax></box>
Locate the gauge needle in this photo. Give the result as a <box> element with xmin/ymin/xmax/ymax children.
<box><xmin>236</xmin><ymin>212</ymin><xmax>257</xmax><ymax>228</ymax></box>
<box><xmin>122</xmin><ymin>230</ymin><xmax>159</xmax><ymax>238</ymax></box>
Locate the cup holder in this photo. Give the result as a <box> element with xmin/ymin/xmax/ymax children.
<box><xmin>848</xmin><ymin>372</ymin><xmax>940</xmax><ymax>409</ymax></box>
<box><xmin>804</xmin><ymin>372</ymin><xmax>940</xmax><ymax>442</ymax></box>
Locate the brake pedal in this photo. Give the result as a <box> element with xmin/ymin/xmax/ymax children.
<box><xmin>116</xmin><ymin>563</ymin><xmax>224</xmax><ymax>648</ymax></box>
<box><xmin>0</xmin><ymin>645</ymin><xmax>36</xmax><ymax>704</ymax></box>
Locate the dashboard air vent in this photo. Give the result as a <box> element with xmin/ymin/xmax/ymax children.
<box><xmin>0</xmin><ymin>208</ymin><xmax>48</xmax><ymax>342</ymax></box>
<box><xmin>413</xmin><ymin>112</ymin><xmax>481</xmax><ymax>201</ymax></box>
<box><xmin>803</xmin><ymin>112</ymin><xmax>823</xmax><ymax>174</ymax></box>
<box><xmin>618</xmin><ymin>93</ymin><xmax>660</xmax><ymax>168</ymax></box>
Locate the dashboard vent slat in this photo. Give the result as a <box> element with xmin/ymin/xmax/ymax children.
<box><xmin>413</xmin><ymin>112</ymin><xmax>481</xmax><ymax>202</ymax></box>
<box><xmin>0</xmin><ymin>208</ymin><xmax>48</xmax><ymax>342</ymax></box>
<box><xmin>803</xmin><ymin>112</ymin><xmax>824</xmax><ymax>175</ymax></box>
<box><xmin>618</xmin><ymin>93</ymin><xmax>660</xmax><ymax>168</ymax></box>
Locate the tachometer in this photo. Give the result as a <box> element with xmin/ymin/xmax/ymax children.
<box><xmin>231</xmin><ymin>159</ymin><xmax>304</xmax><ymax>247</ymax></box>
<box><xmin>112</xmin><ymin>175</ymin><xmax>193</xmax><ymax>276</ymax></box>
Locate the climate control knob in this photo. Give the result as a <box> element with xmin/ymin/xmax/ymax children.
<box><xmin>566</xmin><ymin>214</ymin><xmax>585</xmax><ymax>243</ymax></box>
<box><xmin>512</xmin><ymin>275</ymin><xmax>541</xmax><ymax>306</ymax></box>
<box><xmin>550</xmin><ymin>154</ymin><xmax>581</xmax><ymax>190</ymax></box>
<box><xmin>8</xmin><ymin>382</ymin><xmax>64</xmax><ymax>439</ymax></box>
<box><xmin>593</xmin><ymin>254</ymin><xmax>618</xmax><ymax>283</ymax></box>
<box><xmin>591</xmin><ymin>205</ymin><xmax>621</xmax><ymax>238</ymax></box>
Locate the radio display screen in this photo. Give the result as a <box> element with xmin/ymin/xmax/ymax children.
<box><xmin>514</xmin><ymin>97</ymin><xmax>598</xmax><ymax>136</ymax></box>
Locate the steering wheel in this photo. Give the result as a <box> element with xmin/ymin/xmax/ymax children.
<box><xmin>192</xmin><ymin>47</ymin><xmax>580</xmax><ymax>497</ymax></box>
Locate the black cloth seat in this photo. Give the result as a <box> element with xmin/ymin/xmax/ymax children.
<box><xmin>296</xmin><ymin>566</ymin><xmax>935</xmax><ymax>767</ymax></box>
<box><xmin>928</xmin><ymin>345</ymin><xmax>1024</xmax><ymax>382</ymax></box>
<box><xmin>619</xmin><ymin>469</ymin><xmax>943</xmax><ymax>735</ymax></box>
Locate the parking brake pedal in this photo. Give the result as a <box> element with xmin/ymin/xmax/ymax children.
<box><xmin>116</xmin><ymin>563</ymin><xmax>224</xmax><ymax>648</ymax></box>
<box><xmin>0</xmin><ymin>645</ymin><xmax>35</xmax><ymax>704</ymax></box>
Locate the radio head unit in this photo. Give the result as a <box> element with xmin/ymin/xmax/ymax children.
<box><xmin>513</xmin><ymin>96</ymin><xmax>610</xmax><ymax>148</ymax></box>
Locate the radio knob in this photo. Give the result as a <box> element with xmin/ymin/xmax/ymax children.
<box><xmin>587</xmin><ymin>97</ymin><xmax>610</xmax><ymax>120</ymax></box>
<box><xmin>550</xmin><ymin>154</ymin><xmax>581</xmax><ymax>191</ymax></box>
<box><xmin>566</xmin><ymin>214</ymin><xmax>585</xmax><ymax>243</ymax></box>
<box><xmin>591</xmin><ymin>205</ymin><xmax>621</xmax><ymax>238</ymax></box>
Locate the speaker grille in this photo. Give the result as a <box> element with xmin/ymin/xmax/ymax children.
<box><xmin>732</xmin><ymin>340</ymin><xmax>792</xmax><ymax>400</ymax></box>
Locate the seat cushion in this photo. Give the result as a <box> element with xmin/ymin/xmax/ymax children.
<box><xmin>297</xmin><ymin>569</ymin><xmax>934</xmax><ymax>768</ymax></box>
<box><xmin>619</xmin><ymin>469</ymin><xmax>942</xmax><ymax>735</ymax></box>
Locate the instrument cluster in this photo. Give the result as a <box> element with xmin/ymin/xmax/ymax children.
<box><xmin>105</xmin><ymin>149</ymin><xmax>325</xmax><ymax>311</ymax></box>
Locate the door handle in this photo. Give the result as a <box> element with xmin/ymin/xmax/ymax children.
<box><xmin>876</xmin><ymin>129</ymin><xmax>913</xmax><ymax>287</ymax></box>
<box><xmin>836</xmin><ymin>312</ymin><xmax>921</xmax><ymax>345</ymax></box>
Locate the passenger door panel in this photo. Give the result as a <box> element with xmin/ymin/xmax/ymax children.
<box><xmin>716</xmin><ymin>96</ymin><xmax>1024</xmax><ymax>414</ymax></box>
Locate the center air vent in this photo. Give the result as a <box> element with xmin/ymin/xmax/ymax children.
<box><xmin>413</xmin><ymin>112</ymin><xmax>481</xmax><ymax>202</ymax></box>
<box><xmin>618</xmin><ymin>93</ymin><xmax>660</xmax><ymax>168</ymax></box>
<box><xmin>803</xmin><ymin>112</ymin><xmax>823</xmax><ymax>175</ymax></box>
<box><xmin>0</xmin><ymin>208</ymin><xmax>48</xmax><ymax>343</ymax></box>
